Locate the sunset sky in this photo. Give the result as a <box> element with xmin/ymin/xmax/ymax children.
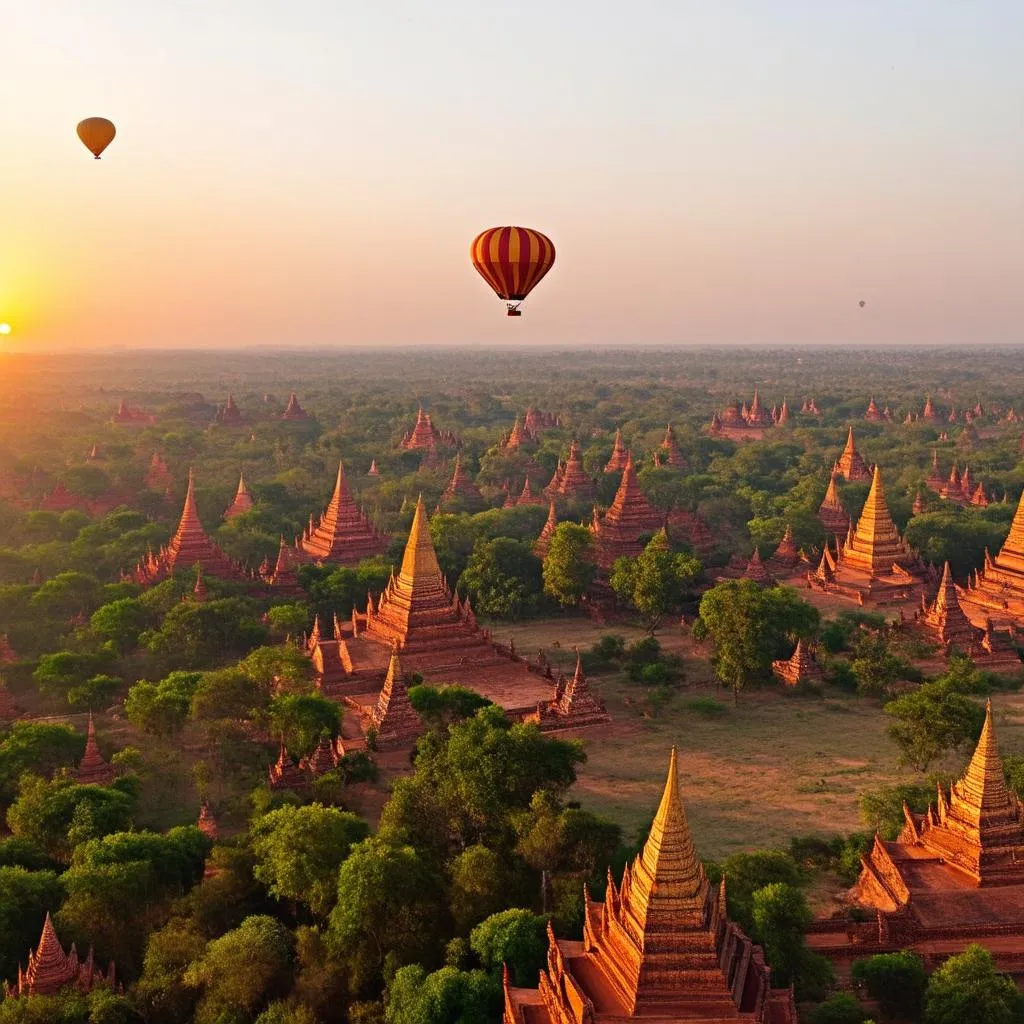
<box><xmin>3</xmin><ymin>1</ymin><xmax>1022</xmax><ymax>349</ymax></box>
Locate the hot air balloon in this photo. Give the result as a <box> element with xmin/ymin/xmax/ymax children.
<box><xmin>859</xmin><ymin>300</ymin><xmax>866</xmax><ymax>308</ymax></box>
<box><xmin>470</xmin><ymin>227</ymin><xmax>555</xmax><ymax>316</ymax></box>
<box><xmin>77</xmin><ymin>117</ymin><xmax>116</xmax><ymax>159</ymax></box>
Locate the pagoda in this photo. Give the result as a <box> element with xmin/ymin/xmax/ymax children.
<box><xmin>864</xmin><ymin>397</ymin><xmax>883</xmax><ymax>421</ymax></box>
<box><xmin>534</xmin><ymin>501</ymin><xmax>558</xmax><ymax>558</ymax></box>
<box><xmin>940</xmin><ymin>462</ymin><xmax>967</xmax><ymax>505</ymax></box>
<box><xmin>524</xmin><ymin>407</ymin><xmax>558</xmax><ymax>434</ymax></box>
<box><xmin>971</xmin><ymin>482</ymin><xmax>989</xmax><ymax>507</ymax></box>
<box><xmin>6</xmin><ymin>914</ymin><xmax>116</xmax><ymax>999</ymax></box>
<box><xmin>401</xmin><ymin>406</ymin><xmax>443</xmax><ymax>451</ymax></box>
<box><xmin>708</xmin><ymin>390</ymin><xmax>780</xmax><ymax>440</ymax></box>
<box><xmin>666</xmin><ymin>507</ymin><xmax>716</xmax><ymax>558</ymax></box>
<box><xmin>516</xmin><ymin>478</ymin><xmax>546</xmax><ymax>506</ymax></box>
<box><xmin>87</xmin><ymin>444</ymin><xmax>104</xmax><ymax>461</ymax></box>
<box><xmin>741</xmin><ymin>549</ymin><xmax>774</xmax><ymax>587</ymax></box>
<box><xmin>590</xmin><ymin>452</ymin><xmax>664</xmax><ymax>568</ymax></box>
<box><xmin>771</xmin><ymin>640</ymin><xmax>823</xmax><ymax>686</ymax></box>
<box><xmin>301</xmin><ymin>734</ymin><xmax>345</xmax><ymax>779</ymax></box>
<box><xmin>926</xmin><ymin>450</ymin><xmax>944</xmax><ymax>491</ymax></box>
<box><xmin>658</xmin><ymin>424</ymin><xmax>687</xmax><ymax>469</ymax></box>
<box><xmin>223</xmin><ymin>471</ymin><xmax>255</xmax><ymax>519</ymax></box>
<box><xmin>361</xmin><ymin>496</ymin><xmax>493</xmax><ymax>665</ymax></box>
<box><xmin>801</xmin><ymin>397</ymin><xmax>821</xmax><ymax>415</ymax></box>
<box><xmin>960</xmin><ymin>489</ymin><xmax>1024</xmax><ymax>629</ymax></box>
<box><xmin>912</xmin><ymin>488</ymin><xmax>927</xmax><ymax>516</ymax></box>
<box><xmin>307</xmin><ymin>615</ymin><xmax>358</xmax><ymax>696</ymax></box>
<box><xmin>526</xmin><ymin>652</ymin><xmax>610</xmax><ymax>732</ymax></box>
<box><xmin>604</xmin><ymin>428</ymin><xmax>629</xmax><ymax>473</ymax></box>
<box><xmin>438</xmin><ymin>453</ymin><xmax>486</xmax><ymax>512</ymax></box>
<box><xmin>501</xmin><ymin>415</ymin><xmax>532</xmax><ymax>450</ymax></box>
<box><xmin>370</xmin><ymin>648</ymin><xmax>422</xmax><ymax>747</ymax></box>
<box><xmin>197</xmin><ymin>802</ymin><xmax>218</xmax><ymax>840</ymax></box>
<box><xmin>110</xmin><ymin>399</ymin><xmax>155</xmax><ymax>426</ymax></box>
<box><xmin>367</xmin><ymin>458</ymin><xmax>379</xmax><ymax>477</ymax></box>
<box><xmin>76</xmin><ymin>714</ymin><xmax>116</xmax><ymax>786</ymax></box>
<box><xmin>280</xmin><ymin>392</ymin><xmax>310</xmax><ymax>420</ymax></box>
<box><xmin>745</xmin><ymin>388</ymin><xmax>772</xmax><ymax>427</ymax></box>
<box><xmin>836</xmin><ymin>427</ymin><xmax>872</xmax><ymax>482</ymax></box>
<box><xmin>922</xmin><ymin>395</ymin><xmax>940</xmax><ymax>421</ymax></box>
<box><xmin>504</xmin><ymin>749</ymin><xmax>796</xmax><ymax>1024</ymax></box>
<box><xmin>553</xmin><ymin>440</ymin><xmax>597</xmax><ymax>501</ymax></box>
<box><xmin>265</xmin><ymin>538</ymin><xmax>303</xmax><ymax>596</ymax></box>
<box><xmin>775</xmin><ymin>398</ymin><xmax>790</xmax><ymax>426</ymax></box>
<box><xmin>145</xmin><ymin>452</ymin><xmax>173</xmax><ymax>491</ymax></box>
<box><xmin>543</xmin><ymin>460</ymin><xmax>564</xmax><ymax>496</ymax></box>
<box><xmin>131</xmin><ymin>471</ymin><xmax>246</xmax><ymax>583</ymax></box>
<box><xmin>0</xmin><ymin>633</ymin><xmax>17</xmax><ymax>665</ymax></box>
<box><xmin>191</xmin><ymin>569</ymin><xmax>208</xmax><ymax>603</ymax></box>
<box><xmin>817</xmin><ymin>470</ymin><xmax>850</xmax><ymax>537</ymax></box>
<box><xmin>300</xmin><ymin>462</ymin><xmax>388</xmax><ymax>565</ymax></box>
<box><xmin>767</xmin><ymin>524</ymin><xmax>800</xmax><ymax>573</ymax></box>
<box><xmin>808</xmin><ymin>467</ymin><xmax>925</xmax><ymax>603</ymax></box>
<box><xmin>267</xmin><ymin>741</ymin><xmax>309</xmax><ymax>791</ymax></box>
<box><xmin>214</xmin><ymin>394</ymin><xmax>244</xmax><ymax>426</ymax></box>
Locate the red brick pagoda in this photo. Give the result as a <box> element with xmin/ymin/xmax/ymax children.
<box><xmin>708</xmin><ymin>390</ymin><xmax>782</xmax><ymax>441</ymax></box>
<box><xmin>817</xmin><ymin>470</ymin><xmax>851</xmax><ymax>538</ymax></box>
<box><xmin>534</xmin><ymin>501</ymin><xmax>558</xmax><ymax>558</ymax></box>
<box><xmin>551</xmin><ymin>440</ymin><xmax>597</xmax><ymax>502</ymax></box>
<box><xmin>604</xmin><ymin>428</ymin><xmax>629</xmax><ymax>473</ymax></box>
<box><xmin>836</xmin><ymin>427</ymin><xmax>872</xmax><ymax>482</ymax></box>
<box><xmin>590</xmin><ymin>452</ymin><xmax>664</xmax><ymax>568</ymax></box>
<box><xmin>214</xmin><ymin>394</ymin><xmax>244</xmax><ymax>426</ymax></box>
<box><xmin>504</xmin><ymin>748</ymin><xmax>796</xmax><ymax>1024</ymax></box>
<box><xmin>516</xmin><ymin>478</ymin><xmax>546</xmax><ymax>506</ymax></box>
<box><xmin>771</xmin><ymin>640</ymin><xmax>823</xmax><ymax>687</ymax></box>
<box><xmin>501</xmin><ymin>415</ymin><xmax>533</xmax><ymax>450</ymax></box>
<box><xmin>300</xmin><ymin>462</ymin><xmax>388</xmax><ymax>565</ymax></box>
<box><xmin>658</xmin><ymin>424</ymin><xmax>687</xmax><ymax>469</ymax></box>
<box><xmin>267</xmin><ymin>741</ymin><xmax>309</xmax><ymax>791</ymax></box>
<box><xmin>767</xmin><ymin>525</ymin><xmax>800</xmax><ymax>573</ymax></box>
<box><xmin>281</xmin><ymin>392</ymin><xmax>310</xmax><ymax>420</ymax></box>
<box><xmin>922</xmin><ymin>395</ymin><xmax>940</xmax><ymax>421</ymax></box>
<box><xmin>524</xmin><ymin>407</ymin><xmax>559</xmax><ymax>434</ymax></box>
<box><xmin>864</xmin><ymin>397</ymin><xmax>883</xmax><ymax>422</ymax></box>
<box><xmin>960</xmin><ymin>488</ymin><xmax>1024</xmax><ymax>630</ymax></box>
<box><xmin>145</xmin><ymin>452</ymin><xmax>173</xmax><ymax>491</ymax></box>
<box><xmin>76</xmin><ymin>714</ymin><xmax>116</xmax><ymax>786</ymax></box>
<box><xmin>6</xmin><ymin>914</ymin><xmax>116</xmax><ymax>999</ymax></box>
<box><xmin>367</xmin><ymin>458</ymin><xmax>379</xmax><ymax>476</ymax></box>
<box><xmin>741</xmin><ymin>548</ymin><xmax>775</xmax><ymax>587</ymax></box>
<box><xmin>400</xmin><ymin>406</ymin><xmax>456</xmax><ymax>452</ymax></box>
<box><xmin>223</xmin><ymin>471</ymin><xmax>255</xmax><ymax>519</ymax></box>
<box><xmin>524</xmin><ymin>652</ymin><xmax>610</xmax><ymax>732</ymax></box>
<box><xmin>370</xmin><ymin>648</ymin><xmax>422</xmax><ymax>747</ymax></box>
<box><xmin>131</xmin><ymin>471</ymin><xmax>247</xmax><ymax>584</ymax></box>
<box><xmin>197</xmin><ymin>801</ymin><xmax>218</xmax><ymax>840</ymax></box>
<box><xmin>265</xmin><ymin>537</ymin><xmax>304</xmax><ymax>596</ymax></box>
<box><xmin>666</xmin><ymin>507</ymin><xmax>716</xmax><ymax>559</ymax></box>
<box><xmin>110</xmin><ymin>399</ymin><xmax>155</xmax><ymax>426</ymax></box>
<box><xmin>438</xmin><ymin>453</ymin><xmax>486</xmax><ymax>512</ymax></box>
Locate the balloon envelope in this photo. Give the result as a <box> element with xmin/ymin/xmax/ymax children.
<box><xmin>859</xmin><ymin>300</ymin><xmax>866</xmax><ymax>307</ymax></box>
<box><xmin>77</xmin><ymin>117</ymin><xmax>116</xmax><ymax>159</ymax></box>
<box><xmin>470</xmin><ymin>227</ymin><xmax>555</xmax><ymax>303</ymax></box>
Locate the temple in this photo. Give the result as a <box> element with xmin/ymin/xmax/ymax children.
<box><xmin>708</xmin><ymin>390</ymin><xmax>781</xmax><ymax>441</ymax></box>
<box><xmin>369</xmin><ymin>648</ymin><xmax>422</xmax><ymax>747</ymax></box>
<box><xmin>658</xmin><ymin>424</ymin><xmax>687</xmax><ymax>469</ymax></box>
<box><xmin>912</xmin><ymin>563</ymin><xmax>1019</xmax><ymax>672</ymax></box>
<box><xmin>741</xmin><ymin>549</ymin><xmax>775</xmax><ymax>587</ymax></box>
<box><xmin>76</xmin><ymin>714</ymin><xmax>116</xmax><ymax>786</ymax></box>
<box><xmin>534</xmin><ymin>501</ymin><xmax>559</xmax><ymax>558</ymax></box>
<box><xmin>5</xmin><ymin>914</ymin><xmax>116</xmax><ymax>999</ymax></box>
<box><xmin>525</xmin><ymin>407</ymin><xmax>559</xmax><ymax>434</ymax></box>
<box><xmin>516</xmin><ymin>478</ymin><xmax>546</xmax><ymax>506</ymax></box>
<box><xmin>808</xmin><ymin>467</ymin><xmax>925</xmax><ymax>604</ymax></box>
<box><xmin>214</xmin><ymin>394</ymin><xmax>244</xmax><ymax>426</ymax></box>
<box><xmin>604</xmin><ymin>428</ymin><xmax>629</xmax><ymax>473</ymax></box>
<box><xmin>835</xmin><ymin>428</ymin><xmax>872</xmax><ymax>482</ymax></box>
<box><xmin>224</xmin><ymin>471</ymin><xmax>255</xmax><ymax>519</ymax></box>
<box><xmin>864</xmin><ymin>397</ymin><xmax>883</xmax><ymax>422</ymax></box>
<box><xmin>524</xmin><ymin>652</ymin><xmax>610</xmax><ymax>732</ymax></box>
<box><xmin>268</xmin><ymin>740</ymin><xmax>309</xmax><ymax>791</ymax></box>
<box><xmin>771</xmin><ymin>640</ymin><xmax>823</xmax><ymax>687</ymax></box>
<box><xmin>145</xmin><ymin>452</ymin><xmax>173</xmax><ymax>491</ymax></box>
<box><xmin>922</xmin><ymin>395</ymin><xmax>940</xmax><ymax>421</ymax></box>
<box><xmin>130</xmin><ymin>471</ymin><xmax>247</xmax><ymax>584</ymax></box>
<box><xmin>501</xmin><ymin>415</ymin><xmax>533</xmax><ymax>450</ymax></box>
<box><xmin>110</xmin><ymin>399</ymin><xmax>155</xmax><ymax>426</ymax></box>
<box><xmin>551</xmin><ymin>440</ymin><xmax>597</xmax><ymax>502</ymax></box>
<box><xmin>589</xmin><ymin>453</ymin><xmax>664</xmax><ymax>569</ymax></box>
<box><xmin>265</xmin><ymin>537</ymin><xmax>304</xmax><ymax>596</ymax></box>
<box><xmin>767</xmin><ymin>525</ymin><xmax>800</xmax><ymax>574</ymax></box>
<box><xmin>811</xmin><ymin>703</ymin><xmax>1024</xmax><ymax>980</ymax></box>
<box><xmin>300</xmin><ymin>462</ymin><xmax>388</xmax><ymax>565</ymax></box>
<box><xmin>197</xmin><ymin>802</ymin><xmax>218</xmax><ymax>840</ymax></box>
<box><xmin>667</xmin><ymin>507</ymin><xmax>716</xmax><ymax>559</ymax></box>
<box><xmin>504</xmin><ymin>749</ymin><xmax>796</xmax><ymax>1023</ymax></box>
<box><xmin>960</xmin><ymin>489</ymin><xmax>1024</xmax><ymax>630</ymax></box>
<box><xmin>438</xmin><ymin>453</ymin><xmax>486</xmax><ymax>512</ymax></box>
<box><xmin>367</xmin><ymin>458</ymin><xmax>379</xmax><ymax>476</ymax></box>
<box><xmin>281</xmin><ymin>392</ymin><xmax>310</xmax><ymax>420</ymax></box>
<box><xmin>400</xmin><ymin>406</ymin><xmax>457</xmax><ymax>452</ymax></box>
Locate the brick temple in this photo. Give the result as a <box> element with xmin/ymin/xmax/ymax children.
<box><xmin>299</xmin><ymin>462</ymin><xmax>388</xmax><ymax>565</ymax></box>
<box><xmin>960</xmin><ymin>488</ymin><xmax>1024</xmax><ymax>630</ymax></box>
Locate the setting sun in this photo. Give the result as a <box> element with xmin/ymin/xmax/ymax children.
<box><xmin>0</xmin><ymin>324</ymin><xmax>11</xmax><ymax>336</ymax></box>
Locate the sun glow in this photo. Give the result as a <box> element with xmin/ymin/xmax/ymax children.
<box><xmin>0</xmin><ymin>324</ymin><xmax>11</xmax><ymax>336</ymax></box>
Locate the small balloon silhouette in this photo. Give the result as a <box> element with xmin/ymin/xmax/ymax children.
<box><xmin>859</xmin><ymin>300</ymin><xmax>866</xmax><ymax>308</ymax></box>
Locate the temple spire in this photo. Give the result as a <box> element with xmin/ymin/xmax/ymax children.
<box><xmin>399</xmin><ymin>496</ymin><xmax>443</xmax><ymax>584</ymax></box>
<box><xmin>957</xmin><ymin>699</ymin><xmax>1012</xmax><ymax>824</ymax></box>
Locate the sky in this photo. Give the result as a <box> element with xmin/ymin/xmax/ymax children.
<box><xmin>2</xmin><ymin>1</ymin><xmax>1022</xmax><ymax>349</ymax></box>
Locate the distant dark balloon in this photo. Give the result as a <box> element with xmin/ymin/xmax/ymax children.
<box><xmin>77</xmin><ymin>117</ymin><xmax>116</xmax><ymax>159</ymax></box>
<box><xmin>859</xmin><ymin>300</ymin><xmax>866</xmax><ymax>308</ymax></box>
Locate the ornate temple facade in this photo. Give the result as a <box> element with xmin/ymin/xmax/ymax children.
<box><xmin>438</xmin><ymin>453</ymin><xmax>486</xmax><ymax>512</ymax></box>
<box><xmin>5</xmin><ymin>914</ymin><xmax>116</xmax><ymax>999</ymax></box>
<box><xmin>223</xmin><ymin>471</ymin><xmax>255</xmax><ymax>519</ymax></box>
<box><xmin>400</xmin><ymin>407</ymin><xmax>457</xmax><ymax>452</ymax></box>
<box><xmin>130</xmin><ymin>471</ymin><xmax>247</xmax><ymax>584</ymax></box>
<box><xmin>299</xmin><ymin>462</ymin><xmax>388</xmax><ymax>565</ymax></box>
<box><xmin>264</xmin><ymin>538</ymin><xmax>303</xmax><ymax>596</ymax></box>
<box><xmin>807</xmin><ymin>468</ymin><xmax>926</xmax><ymax>604</ymax></box>
<box><xmin>835</xmin><ymin>428</ymin><xmax>872</xmax><ymax>482</ymax></box>
<box><xmin>960</xmin><ymin>489</ymin><xmax>1024</xmax><ymax>630</ymax></box>
<box><xmin>501</xmin><ymin>415</ymin><xmax>534</xmax><ymax>450</ymax></box>
<box><xmin>504</xmin><ymin>749</ymin><xmax>796</xmax><ymax>1023</ymax></box>
<box><xmin>589</xmin><ymin>453</ymin><xmax>664</xmax><ymax>569</ymax></box>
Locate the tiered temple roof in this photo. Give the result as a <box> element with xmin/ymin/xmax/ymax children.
<box><xmin>590</xmin><ymin>453</ymin><xmax>664</xmax><ymax>569</ymax></box>
<box><xmin>524</xmin><ymin>407</ymin><xmax>559</xmax><ymax>434</ymax></box>
<box><xmin>817</xmin><ymin>470</ymin><xmax>850</xmax><ymax>537</ymax></box>
<box><xmin>604</xmin><ymin>428</ymin><xmax>629</xmax><ymax>473</ymax></box>
<box><xmin>131</xmin><ymin>471</ymin><xmax>246</xmax><ymax>584</ymax></box>
<box><xmin>836</xmin><ymin>427</ymin><xmax>872</xmax><ymax>482</ymax></box>
<box><xmin>526</xmin><ymin>652</ymin><xmax>610</xmax><ymax>732</ymax></box>
<box><xmin>214</xmin><ymin>393</ymin><xmax>244</xmax><ymax>426</ymax></box>
<box><xmin>361</xmin><ymin>496</ymin><xmax>493</xmax><ymax>665</ymax></box>
<box><xmin>771</xmin><ymin>640</ymin><xmax>823</xmax><ymax>687</ymax></box>
<box><xmin>223</xmin><ymin>471</ymin><xmax>255</xmax><ymax>519</ymax></box>
<box><xmin>300</xmin><ymin>462</ymin><xmax>388</xmax><ymax>565</ymax></box>
<box><xmin>145</xmin><ymin>452</ymin><xmax>173</xmax><ymax>491</ymax></box>
<box><xmin>7</xmin><ymin>914</ymin><xmax>116</xmax><ymax>999</ymax></box>
<box><xmin>504</xmin><ymin>748</ymin><xmax>795</xmax><ymax>1023</ymax></box>
<box><xmin>775</xmin><ymin>398</ymin><xmax>790</xmax><ymax>426</ymax></box>
<box><xmin>301</xmin><ymin>734</ymin><xmax>346</xmax><ymax>779</ymax></box>
<box><xmin>961</xmin><ymin>489</ymin><xmax>1024</xmax><ymax>629</ymax></box>
<box><xmin>534</xmin><ymin>501</ymin><xmax>558</xmax><ymax>558</ymax></box>
<box><xmin>281</xmin><ymin>392</ymin><xmax>310</xmax><ymax>420</ymax></box>
<box><xmin>438</xmin><ymin>453</ymin><xmax>486</xmax><ymax>512</ymax></box>
<box><xmin>265</xmin><ymin>537</ymin><xmax>303</xmax><ymax>595</ymax></box>
<box><xmin>552</xmin><ymin>440</ymin><xmax>597</xmax><ymax>501</ymax></box>
<box><xmin>940</xmin><ymin>462</ymin><xmax>967</xmax><ymax>504</ymax></box>
<box><xmin>922</xmin><ymin>395</ymin><xmax>940</xmax><ymax>421</ymax></box>
<box><xmin>370</xmin><ymin>648</ymin><xmax>422</xmax><ymax>747</ymax></box>
<box><xmin>658</xmin><ymin>424</ymin><xmax>687</xmax><ymax>469</ymax></box>
<box><xmin>76</xmin><ymin>715</ymin><xmax>116</xmax><ymax>786</ymax></box>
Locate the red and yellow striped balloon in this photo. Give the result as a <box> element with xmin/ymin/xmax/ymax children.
<box><xmin>470</xmin><ymin>227</ymin><xmax>556</xmax><ymax>311</ymax></box>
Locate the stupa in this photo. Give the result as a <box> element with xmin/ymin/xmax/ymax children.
<box><xmin>864</xmin><ymin>397</ymin><xmax>883</xmax><ymax>422</ymax></box>
<box><xmin>767</xmin><ymin>524</ymin><xmax>800</xmax><ymax>572</ymax></box>
<box><xmin>110</xmin><ymin>399</ymin><xmax>155</xmax><ymax>426</ymax></box>
<box><xmin>301</xmin><ymin>734</ymin><xmax>345</xmax><ymax>779</ymax></box>
<box><xmin>534</xmin><ymin>501</ymin><xmax>558</xmax><ymax>558</ymax></box>
<box><xmin>524</xmin><ymin>407</ymin><xmax>558</xmax><ymax>434</ymax></box>
<box><xmin>590</xmin><ymin>452</ymin><xmax>664</xmax><ymax>569</ymax></box>
<box><xmin>835</xmin><ymin>427</ymin><xmax>872</xmax><ymax>482</ymax></box>
<box><xmin>400</xmin><ymin>406</ymin><xmax>454</xmax><ymax>451</ymax></box>
<box><xmin>280</xmin><ymin>392</ymin><xmax>310</xmax><ymax>420</ymax></box>
<box><xmin>86</xmin><ymin>444</ymin><xmax>103</xmax><ymax>462</ymax></box>
<box><xmin>960</xmin><ymin>489</ymin><xmax>1024</xmax><ymax>629</ymax></box>
<box><xmin>771</xmin><ymin>640</ymin><xmax>823</xmax><ymax>686</ymax></box>
<box><xmin>223</xmin><ymin>471</ymin><xmax>255</xmax><ymax>519</ymax></box>
<box><xmin>267</xmin><ymin>741</ymin><xmax>309</xmax><ymax>791</ymax></box>
<box><xmin>76</xmin><ymin>714</ymin><xmax>116</xmax><ymax>786</ymax></box>
<box><xmin>552</xmin><ymin>440</ymin><xmax>597</xmax><ymax>501</ymax></box>
<box><xmin>131</xmin><ymin>471</ymin><xmax>246</xmax><ymax>583</ymax></box>
<box><xmin>361</xmin><ymin>496</ymin><xmax>493</xmax><ymax>665</ymax></box>
<box><xmin>666</xmin><ymin>507</ymin><xmax>716</xmax><ymax>558</ymax></box>
<box><xmin>817</xmin><ymin>470</ymin><xmax>850</xmax><ymax>537</ymax></box>
<box><xmin>197</xmin><ymin>802</ymin><xmax>218</xmax><ymax>840</ymax></box>
<box><xmin>775</xmin><ymin>398</ymin><xmax>790</xmax><ymax>426</ymax></box>
<box><xmin>658</xmin><ymin>424</ymin><xmax>687</xmax><ymax>469</ymax></box>
<box><xmin>501</xmin><ymin>415</ymin><xmax>532</xmax><ymax>450</ymax></box>
<box><xmin>214</xmin><ymin>394</ymin><xmax>244</xmax><ymax>426</ymax></box>
<box><xmin>604</xmin><ymin>428</ymin><xmax>629</xmax><ymax>473</ymax></box>
<box><xmin>940</xmin><ymin>462</ymin><xmax>967</xmax><ymax>505</ymax></box>
<box><xmin>265</xmin><ymin>537</ymin><xmax>303</xmax><ymax>595</ymax></box>
<box><xmin>6</xmin><ymin>914</ymin><xmax>116</xmax><ymax>999</ymax></box>
<box><xmin>741</xmin><ymin>548</ymin><xmax>775</xmax><ymax>587</ymax></box>
<box><xmin>145</xmin><ymin>452</ymin><xmax>173</xmax><ymax>491</ymax></box>
<box><xmin>300</xmin><ymin>462</ymin><xmax>388</xmax><ymax>565</ymax></box>
<box><xmin>708</xmin><ymin>390</ymin><xmax>780</xmax><ymax>440</ymax></box>
<box><xmin>370</xmin><ymin>648</ymin><xmax>422</xmax><ymax>747</ymax></box>
<box><xmin>367</xmin><ymin>458</ymin><xmax>379</xmax><ymax>476</ymax></box>
<box><xmin>525</xmin><ymin>652</ymin><xmax>610</xmax><ymax>732</ymax></box>
<box><xmin>922</xmin><ymin>395</ymin><xmax>940</xmax><ymax>421</ymax></box>
<box><xmin>504</xmin><ymin>749</ymin><xmax>796</xmax><ymax>1023</ymax></box>
<box><xmin>438</xmin><ymin>452</ymin><xmax>486</xmax><ymax>512</ymax></box>
<box><xmin>191</xmin><ymin>568</ymin><xmax>208</xmax><ymax>603</ymax></box>
<box><xmin>516</xmin><ymin>478</ymin><xmax>546</xmax><ymax>506</ymax></box>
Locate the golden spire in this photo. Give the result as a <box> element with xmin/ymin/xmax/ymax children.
<box><xmin>627</xmin><ymin>747</ymin><xmax>708</xmax><ymax>930</ymax></box>
<box><xmin>398</xmin><ymin>495</ymin><xmax>443</xmax><ymax>584</ymax></box>
<box><xmin>953</xmin><ymin>699</ymin><xmax>1013</xmax><ymax>824</ymax></box>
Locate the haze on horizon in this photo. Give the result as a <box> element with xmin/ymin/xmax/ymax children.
<box><xmin>3</xmin><ymin>1</ymin><xmax>1022</xmax><ymax>351</ymax></box>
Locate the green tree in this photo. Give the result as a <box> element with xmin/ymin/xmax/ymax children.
<box><xmin>33</xmin><ymin>650</ymin><xmax>116</xmax><ymax>698</ymax></box>
<box><xmin>924</xmin><ymin>944</ymin><xmax>1024</xmax><ymax>1024</ymax></box>
<box><xmin>0</xmin><ymin>722</ymin><xmax>83</xmax><ymax>803</ymax></box>
<box><xmin>385</xmin><ymin>965</ymin><xmax>500</xmax><ymax>1024</ymax></box>
<box><xmin>265</xmin><ymin>693</ymin><xmax>341</xmax><ymax>757</ymax></box>
<box><xmin>67</xmin><ymin>674</ymin><xmax>121</xmax><ymax>712</ymax></box>
<box><xmin>251</xmin><ymin>803</ymin><xmax>369</xmax><ymax>917</ymax></box>
<box><xmin>610</xmin><ymin>531</ymin><xmax>701</xmax><ymax>633</ymax></box>
<box><xmin>714</xmin><ymin>850</ymin><xmax>803</xmax><ymax>933</ymax></box>
<box><xmin>852</xmin><ymin>950</ymin><xmax>927</xmax><ymax>1019</ymax></box>
<box><xmin>750</xmin><ymin>883</ymin><xmax>825</xmax><ymax>996</ymax></box>
<box><xmin>89</xmin><ymin>598</ymin><xmax>151</xmax><ymax>653</ymax></box>
<box><xmin>849</xmin><ymin>632</ymin><xmax>909</xmax><ymax>696</ymax></box>
<box><xmin>885</xmin><ymin>683</ymin><xmax>986</xmax><ymax>771</ymax></box>
<box><xmin>469</xmin><ymin>908</ymin><xmax>547</xmax><ymax>986</ymax></box>
<box><xmin>241</xmin><ymin>645</ymin><xmax>314</xmax><ymax>695</ymax></box>
<box><xmin>0</xmin><ymin>867</ymin><xmax>63</xmax><ymax>982</ymax></box>
<box><xmin>448</xmin><ymin>845</ymin><xmax>512</xmax><ymax>935</ymax></box>
<box><xmin>266</xmin><ymin>603</ymin><xmax>310</xmax><ymax>638</ymax></box>
<box><xmin>407</xmin><ymin>685</ymin><xmax>492</xmax><ymax>731</ymax></box>
<box><xmin>134</xmin><ymin>917</ymin><xmax>207</xmax><ymax>1024</ymax></box>
<box><xmin>542</xmin><ymin>524</ymin><xmax>596</xmax><ymax>607</ymax></box>
<box><xmin>142</xmin><ymin>597</ymin><xmax>267</xmax><ymax>670</ymax></box>
<box><xmin>459</xmin><ymin>537</ymin><xmax>543</xmax><ymax>619</ymax></box>
<box><xmin>808</xmin><ymin>994</ymin><xmax>868</xmax><ymax>1024</ymax></box>
<box><xmin>124</xmin><ymin>672</ymin><xmax>203</xmax><ymax>737</ymax></box>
